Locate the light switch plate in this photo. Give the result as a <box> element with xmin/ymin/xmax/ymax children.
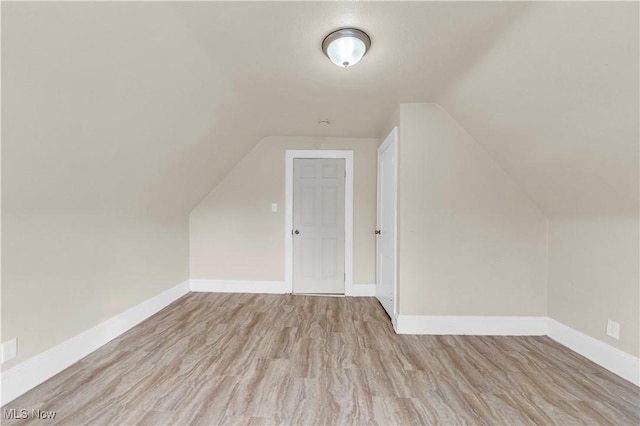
<box><xmin>606</xmin><ymin>320</ymin><xmax>620</xmax><ymax>340</ymax></box>
<box><xmin>2</xmin><ymin>338</ymin><xmax>17</xmax><ymax>363</ymax></box>
<box><xmin>271</xmin><ymin>203</ymin><xmax>278</xmax><ymax>212</ymax></box>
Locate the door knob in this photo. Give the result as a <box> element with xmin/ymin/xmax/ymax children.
<box><xmin>294</xmin><ymin>229</ymin><xmax>300</xmax><ymax>234</ymax></box>
<box><xmin>375</xmin><ymin>230</ymin><xmax>381</xmax><ymax>235</ymax></box>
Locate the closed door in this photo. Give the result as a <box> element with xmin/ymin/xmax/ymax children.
<box><xmin>293</xmin><ymin>158</ymin><xmax>345</xmax><ymax>294</ymax></box>
<box><xmin>377</xmin><ymin>128</ymin><xmax>397</xmax><ymax>319</ymax></box>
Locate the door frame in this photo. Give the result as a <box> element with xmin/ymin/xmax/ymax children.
<box><xmin>285</xmin><ymin>150</ymin><xmax>354</xmax><ymax>295</ymax></box>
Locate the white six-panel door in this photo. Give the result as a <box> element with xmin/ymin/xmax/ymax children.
<box><xmin>377</xmin><ymin>128</ymin><xmax>398</xmax><ymax>319</ymax></box>
<box><xmin>293</xmin><ymin>158</ymin><xmax>346</xmax><ymax>294</ymax></box>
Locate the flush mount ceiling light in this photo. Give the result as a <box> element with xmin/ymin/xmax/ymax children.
<box><xmin>322</xmin><ymin>28</ymin><xmax>371</xmax><ymax>68</ymax></box>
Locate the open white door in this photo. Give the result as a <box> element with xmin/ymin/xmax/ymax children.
<box><xmin>376</xmin><ymin>127</ymin><xmax>398</xmax><ymax>319</ymax></box>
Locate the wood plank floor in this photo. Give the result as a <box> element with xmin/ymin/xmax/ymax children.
<box><xmin>3</xmin><ymin>293</ymin><xmax>639</xmax><ymax>425</ymax></box>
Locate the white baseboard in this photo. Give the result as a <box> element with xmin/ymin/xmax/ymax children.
<box><xmin>190</xmin><ymin>279</ymin><xmax>374</xmax><ymax>297</ymax></box>
<box><xmin>394</xmin><ymin>314</ymin><xmax>639</xmax><ymax>386</ymax></box>
<box><xmin>345</xmin><ymin>283</ymin><xmax>376</xmax><ymax>297</ymax></box>
<box><xmin>3</xmin><ymin>286</ymin><xmax>638</xmax><ymax>405</ymax></box>
<box><xmin>395</xmin><ymin>315</ymin><xmax>548</xmax><ymax>336</ymax></box>
<box><xmin>190</xmin><ymin>279</ymin><xmax>287</xmax><ymax>294</ymax></box>
<box><xmin>0</xmin><ymin>280</ymin><xmax>190</xmax><ymax>406</ymax></box>
<box><xmin>547</xmin><ymin>318</ymin><xmax>640</xmax><ymax>387</ymax></box>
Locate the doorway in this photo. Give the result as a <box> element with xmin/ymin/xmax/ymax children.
<box><xmin>285</xmin><ymin>150</ymin><xmax>353</xmax><ymax>295</ymax></box>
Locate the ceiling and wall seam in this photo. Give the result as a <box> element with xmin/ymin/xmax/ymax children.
<box><xmin>434</xmin><ymin>1</ymin><xmax>638</xmax><ymax>219</ymax></box>
<box><xmin>432</xmin><ymin>103</ymin><xmax>549</xmax><ymax>220</ymax></box>
<box><xmin>430</xmin><ymin>3</ymin><xmax>532</xmax><ymax>102</ymax></box>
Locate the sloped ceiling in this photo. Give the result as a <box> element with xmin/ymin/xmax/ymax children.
<box><xmin>2</xmin><ymin>1</ymin><xmax>637</xmax><ymax>218</ymax></box>
<box><xmin>437</xmin><ymin>2</ymin><xmax>639</xmax><ymax>217</ymax></box>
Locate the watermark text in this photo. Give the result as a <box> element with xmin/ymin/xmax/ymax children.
<box><xmin>3</xmin><ymin>408</ymin><xmax>57</xmax><ymax>420</ymax></box>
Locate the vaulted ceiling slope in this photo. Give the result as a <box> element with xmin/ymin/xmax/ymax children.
<box><xmin>2</xmin><ymin>1</ymin><xmax>523</xmax><ymax>216</ymax></box>
<box><xmin>437</xmin><ymin>2</ymin><xmax>639</xmax><ymax>217</ymax></box>
<box><xmin>3</xmin><ymin>2</ymin><xmax>637</xmax><ymax>219</ymax></box>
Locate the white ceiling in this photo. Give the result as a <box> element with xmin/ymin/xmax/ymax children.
<box><xmin>170</xmin><ymin>1</ymin><xmax>527</xmax><ymax>136</ymax></box>
<box><xmin>2</xmin><ymin>1</ymin><xmax>637</xmax><ymax>218</ymax></box>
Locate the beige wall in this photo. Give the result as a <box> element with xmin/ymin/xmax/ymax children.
<box><xmin>396</xmin><ymin>103</ymin><xmax>548</xmax><ymax>316</ymax></box>
<box><xmin>548</xmin><ymin>217</ymin><xmax>639</xmax><ymax>357</ymax></box>
<box><xmin>1</xmin><ymin>211</ymin><xmax>189</xmax><ymax>369</ymax></box>
<box><xmin>2</xmin><ymin>2</ymin><xmax>194</xmax><ymax>370</ymax></box>
<box><xmin>434</xmin><ymin>2</ymin><xmax>639</xmax><ymax>358</ymax></box>
<box><xmin>380</xmin><ymin>106</ymin><xmax>400</xmax><ymax>143</ymax></box>
<box><xmin>190</xmin><ymin>136</ymin><xmax>379</xmax><ymax>284</ymax></box>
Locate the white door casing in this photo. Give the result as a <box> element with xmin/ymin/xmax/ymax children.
<box><xmin>285</xmin><ymin>150</ymin><xmax>353</xmax><ymax>295</ymax></box>
<box><xmin>377</xmin><ymin>127</ymin><xmax>398</xmax><ymax>320</ymax></box>
<box><xmin>292</xmin><ymin>159</ymin><xmax>345</xmax><ymax>294</ymax></box>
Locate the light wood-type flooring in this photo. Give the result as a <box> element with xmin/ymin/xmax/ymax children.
<box><xmin>3</xmin><ymin>293</ymin><xmax>639</xmax><ymax>425</ymax></box>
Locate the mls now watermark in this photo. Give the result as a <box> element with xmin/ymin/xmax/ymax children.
<box><xmin>3</xmin><ymin>408</ymin><xmax>57</xmax><ymax>420</ymax></box>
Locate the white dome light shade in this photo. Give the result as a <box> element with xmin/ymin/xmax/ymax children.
<box><xmin>322</xmin><ymin>28</ymin><xmax>371</xmax><ymax>68</ymax></box>
<box><xmin>326</xmin><ymin>37</ymin><xmax>366</xmax><ymax>68</ymax></box>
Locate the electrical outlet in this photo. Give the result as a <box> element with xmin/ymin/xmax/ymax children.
<box><xmin>606</xmin><ymin>320</ymin><xmax>620</xmax><ymax>340</ymax></box>
<box><xmin>271</xmin><ymin>203</ymin><xmax>278</xmax><ymax>213</ymax></box>
<box><xmin>1</xmin><ymin>338</ymin><xmax>17</xmax><ymax>363</ymax></box>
